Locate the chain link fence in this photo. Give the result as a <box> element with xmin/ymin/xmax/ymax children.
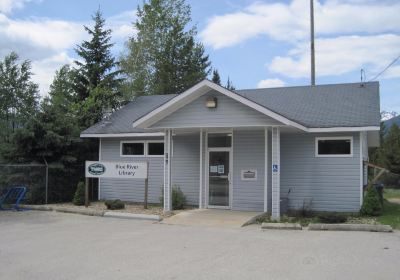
<box><xmin>0</xmin><ymin>164</ymin><xmax>98</xmax><ymax>205</ymax></box>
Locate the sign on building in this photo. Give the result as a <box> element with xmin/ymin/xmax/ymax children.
<box><xmin>85</xmin><ymin>161</ymin><xmax>148</xmax><ymax>179</ymax></box>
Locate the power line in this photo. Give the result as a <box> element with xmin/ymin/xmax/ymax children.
<box><xmin>367</xmin><ymin>53</ymin><xmax>400</xmax><ymax>82</ymax></box>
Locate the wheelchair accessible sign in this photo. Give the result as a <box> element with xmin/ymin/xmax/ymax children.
<box><xmin>272</xmin><ymin>164</ymin><xmax>279</xmax><ymax>173</ymax></box>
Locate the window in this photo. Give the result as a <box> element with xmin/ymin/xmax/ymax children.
<box><xmin>316</xmin><ymin>137</ymin><xmax>353</xmax><ymax>157</ymax></box>
<box><xmin>148</xmin><ymin>142</ymin><xmax>164</xmax><ymax>156</ymax></box>
<box><xmin>120</xmin><ymin>141</ymin><xmax>164</xmax><ymax>157</ymax></box>
<box><xmin>208</xmin><ymin>133</ymin><xmax>232</xmax><ymax>148</ymax></box>
<box><xmin>121</xmin><ymin>142</ymin><xmax>145</xmax><ymax>156</ymax></box>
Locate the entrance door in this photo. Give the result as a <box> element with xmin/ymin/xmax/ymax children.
<box><xmin>208</xmin><ymin>149</ymin><xmax>230</xmax><ymax>208</ymax></box>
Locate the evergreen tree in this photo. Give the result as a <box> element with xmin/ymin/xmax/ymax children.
<box><xmin>381</xmin><ymin>124</ymin><xmax>400</xmax><ymax>174</ymax></box>
<box><xmin>1</xmin><ymin>65</ymin><xmax>80</xmax><ymax>163</ymax></box>
<box><xmin>226</xmin><ymin>76</ymin><xmax>235</xmax><ymax>90</ymax></box>
<box><xmin>120</xmin><ymin>0</ymin><xmax>210</xmax><ymax>96</ymax></box>
<box><xmin>73</xmin><ymin>9</ymin><xmax>121</xmax><ymax>127</ymax></box>
<box><xmin>0</xmin><ymin>52</ymin><xmax>38</xmax><ymax>144</ymax></box>
<box><xmin>211</xmin><ymin>69</ymin><xmax>221</xmax><ymax>85</ymax></box>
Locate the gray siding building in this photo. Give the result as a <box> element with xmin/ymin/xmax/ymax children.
<box><xmin>82</xmin><ymin>80</ymin><xmax>380</xmax><ymax>219</ymax></box>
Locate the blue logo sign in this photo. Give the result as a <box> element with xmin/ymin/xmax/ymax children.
<box><xmin>272</xmin><ymin>164</ymin><xmax>279</xmax><ymax>172</ymax></box>
<box><xmin>88</xmin><ymin>163</ymin><xmax>106</xmax><ymax>175</ymax></box>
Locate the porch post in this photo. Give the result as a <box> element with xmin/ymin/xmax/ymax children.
<box><xmin>199</xmin><ymin>129</ymin><xmax>203</xmax><ymax>209</ymax></box>
<box><xmin>271</xmin><ymin>127</ymin><xmax>280</xmax><ymax>220</ymax></box>
<box><xmin>163</xmin><ymin>129</ymin><xmax>172</xmax><ymax>212</ymax></box>
<box><xmin>264</xmin><ymin>128</ymin><xmax>268</xmax><ymax>212</ymax></box>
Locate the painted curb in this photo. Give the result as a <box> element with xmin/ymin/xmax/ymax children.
<box><xmin>55</xmin><ymin>207</ymin><xmax>104</xmax><ymax>217</ymax></box>
<box><xmin>104</xmin><ymin>211</ymin><xmax>162</xmax><ymax>221</ymax></box>
<box><xmin>308</xmin><ymin>223</ymin><xmax>393</xmax><ymax>232</ymax></box>
<box><xmin>261</xmin><ymin>222</ymin><xmax>302</xmax><ymax>230</ymax></box>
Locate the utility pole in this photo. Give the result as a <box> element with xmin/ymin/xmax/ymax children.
<box><xmin>310</xmin><ymin>0</ymin><xmax>316</xmax><ymax>86</ymax></box>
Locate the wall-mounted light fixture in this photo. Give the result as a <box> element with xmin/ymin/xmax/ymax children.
<box><xmin>206</xmin><ymin>97</ymin><xmax>217</xmax><ymax>108</ymax></box>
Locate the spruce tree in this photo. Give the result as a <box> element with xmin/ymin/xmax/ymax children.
<box><xmin>73</xmin><ymin>9</ymin><xmax>121</xmax><ymax>126</ymax></box>
<box><xmin>211</xmin><ymin>69</ymin><xmax>221</xmax><ymax>85</ymax></box>
<box><xmin>120</xmin><ymin>0</ymin><xmax>210</xmax><ymax>96</ymax></box>
<box><xmin>226</xmin><ymin>77</ymin><xmax>235</xmax><ymax>90</ymax></box>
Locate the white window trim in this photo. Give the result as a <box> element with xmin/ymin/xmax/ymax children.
<box><xmin>146</xmin><ymin>140</ymin><xmax>165</xmax><ymax>157</ymax></box>
<box><xmin>315</xmin><ymin>136</ymin><xmax>353</xmax><ymax>157</ymax></box>
<box><xmin>120</xmin><ymin>141</ymin><xmax>146</xmax><ymax>157</ymax></box>
<box><xmin>120</xmin><ymin>140</ymin><xmax>165</xmax><ymax>157</ymax></box>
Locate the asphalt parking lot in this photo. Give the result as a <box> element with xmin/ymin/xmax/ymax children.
<box><xmin>1</xmin><ymin>211</ymin><xmax>400</xmax><ymax>280</ymax></box>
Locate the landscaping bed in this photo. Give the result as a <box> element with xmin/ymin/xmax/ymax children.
<box><xmin>258</xmin><ymin>187</ymin><xmax>400</xmax><ymax>230</ymax></box>
<box><xmin>257</xmin><ymin>213</ymin><xmax>378</xmax><ymax>227</ymax></box>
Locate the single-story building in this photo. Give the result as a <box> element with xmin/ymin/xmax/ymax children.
<box><xmin>81</xmin><ymin>79</ymin><xmax>380</xmax><ymax>219</ymax></box>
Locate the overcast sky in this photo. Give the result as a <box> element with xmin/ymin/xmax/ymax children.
<box><xmin>1</xmin><ymin>0</ymin><xmax>399</xmax><ymax>113</ymax></box>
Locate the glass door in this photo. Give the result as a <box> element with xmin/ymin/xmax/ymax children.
<box><xmin>208</xmin><ymin>150</ymin><xmax>230</xmax><ymax>208</ymax></box>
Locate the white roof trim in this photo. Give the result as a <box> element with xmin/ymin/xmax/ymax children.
<box><xmin>80</xmin><ymin>126</ymin><xmax>380</xmax><ymax>138</ymax></box>
<box><xmin>80</xmin><ymin>132</ymin><xmax>165</xmax><ymax>138</ymax></box>
<box><xmin>307</xmin><ymin>126</ymin><xmax>380</xmax><ymax>132</ymax></box>
<box><xmin>132</xmin><ymin>80</ymin><xmax>309</xmax><ymax>131</ymax></box>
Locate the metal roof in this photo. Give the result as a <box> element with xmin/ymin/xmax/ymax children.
<box><xmin>81</xmin><ymin>81</ymin><xmax>380</xmax><ymax>135</ymax></box>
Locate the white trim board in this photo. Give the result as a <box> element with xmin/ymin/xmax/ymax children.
<box><xmin>132</xmin><ymin>80</ymin><xmax>308</xmax><ymax>131</ymax></box>
<box><xmin>81</xmin><ymin>132</ymin><xmax>165</xmax><ymax>138</ymax></box>
<box><xmin>130</xmin><ymin>80</ymin><xmax>379</xmax><ymax>133</ymax></box>
<box><xmin>81</xmin><ymin>126</ymin><xmax>380</xmax><ymax>139</ymax></box>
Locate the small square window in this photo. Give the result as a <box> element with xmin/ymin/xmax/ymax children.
<box><xmin>122</xmin><ymin>142</ymin><xmax>144</xmax><ymax>156</ymax></box>
<box><xmin>148</xmin><ymin>142</ymin><xmax>164</xmax><ymax>156</ymax></box>
<box><xmin>316</xmin><ymin>137</ymin><xmax>352</xmax><ymax>157</ymax></box>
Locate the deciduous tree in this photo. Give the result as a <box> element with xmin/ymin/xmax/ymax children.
<box><xmin>120</xmin><ymin>0</ymin><xmax>210</xmax><ymax>96</ymax></box>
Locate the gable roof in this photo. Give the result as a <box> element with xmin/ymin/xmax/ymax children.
<box><xmin>81</xmin><ymin>94</ymin><xmax>176</xmax><ymax>136</ymax></box>
<box><xmin>236</xmin><ymin>82</ymin><xmax>380</xmax><ymax>128</ymax></box>
<box><xmin>81</xmin><ymin>80</ymin><xmax>380</xmax><ymax>137</ymax></box>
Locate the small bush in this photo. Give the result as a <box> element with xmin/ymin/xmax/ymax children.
<box><xmin>72</xmin><ymin>181</ymin><xmax>85</xmax><ymax>206</ymax></box>
<box><xmin>288</xmin><ymin>199</ymin><xmax>314</xmax><ymax>218</ymax></box>
<box><xmin>172</xmin><ymin>186</ymin><xmax>186</xmax><ymax>210</ymax></box>
<box><xmin>159</xmin><ymin>185</ymin><xmax>186</xmax><ymax>210</ymax></box>
<box><xmin>318</xmin><ymin>213</ymin><xmax>347</xmax><ymax>224</ymax></box>
<box><xmin>105</xmin><ymin>199</ymin><xmax>125</xmax><ymax>210</ymax></box>
<box><xmin>360</xmin><ymin>185</ymin><xmax>382</xmax><ymax>216</ymax></box>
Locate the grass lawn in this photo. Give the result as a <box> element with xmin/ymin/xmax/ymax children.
<box><xmin>377</xmin><ymin>200</ymin><xmax>400</xmax><ymax>229</ymax></box>
<box><xmin>383</xmin><ymin>188</ymin><xmax>400</xmax><ymax>199</ymax></box>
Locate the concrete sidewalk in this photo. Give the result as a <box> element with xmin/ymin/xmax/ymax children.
<box><xmin>162</xmin><ymin>209</ymin><xmax>260</xmax><ymax>228</ymax></box>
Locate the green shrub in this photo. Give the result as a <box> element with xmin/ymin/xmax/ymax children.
<box><xmin>105</xmin><ymin>199</ymin><xmax>125</xmax><ymax>210</ymax></box>
<box><xmin>318</xmin><ymin>213</ymin><xmax>347</xmax><ymax>223</ymax></box>
<box><xmin>360</xmin><ymin>185</ymin><xmax>382</xmax><ymax>216</ymax></box>
<box><xmin>72</xmin><ymin>181</ymin><xmax>85</xmax><ymax>206</ymax></box>
<box><xmin>160</xmin><ymin>185</ymin><xmax>186</xmax><ymax>210</ymax></box>
<box><xmin>172</xmin><ymin>186</ymin><xmax>186</xmax><ymax>210</ymax></box>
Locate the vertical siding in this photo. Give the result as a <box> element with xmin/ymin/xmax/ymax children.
<box><xmin>100</xmin><ymin>137</ymin><xmax>164</xmax><ymax>203</ymax></box>
<box><xmin>281</xmin><ymin>132</ymin><xmax>361</xmax><ymax>212</ymax></box>
<box><xmin>151</xmin><ymin>90</ymin><xmax>281</xmax><ymax>128</ymax></box>
<box><xmin>232</xmin><ymin>130</ymin><xmax>265</xmax><ymax>211</ymax></box>
<box><xmin>171</xmin><ymin>134</ymin><xmax>200</xmax><ymax>205</ymax></box>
